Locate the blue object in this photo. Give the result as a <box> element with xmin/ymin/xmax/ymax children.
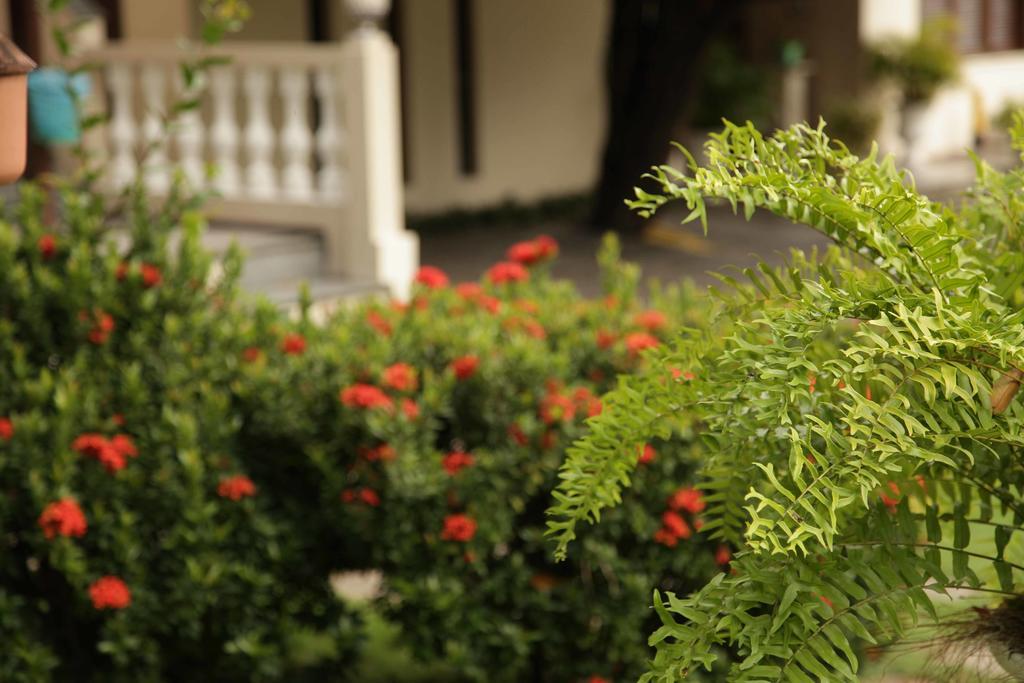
<box><xmin>27</xmin><ymin>68</ymin><xmax>91</xmax><ymax>144</ymax></box>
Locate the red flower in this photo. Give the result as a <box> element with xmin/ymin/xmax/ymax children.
<box><xmin>653</xmin><ymin>528</ymin><xmax>678</xmax><ymax>547</ymax></box>
<box><xmin>414</xmin><ymin>265</ymin><xmax>449</xmax><ymax>289</ymax></box>
<box><xmin>634</xmin><ymin>310</ymin><xmax>667</xmax><ymax>331</ymax></box>
<box><xmin>638</xmin><ymin>444</ymin><xmax>656</xmax><ymax>465</ymax></box>
<box><xmin>880</xmin><ymin>481</ymin><xmax>901</xmax><ymax>511</ymax></box>
<box><xmin>451</xmin><ymin>355</ymin><xmax>479</xmax><ymax>380</ymax></box>
<box><xmin>588</xmin><ymin>677</ymin><xmax>611</xmax><ymax>683</ymax></box>
<box><xmin>359</xmin><ymin>488</ymin><xmax>381</xmax><ymax>507</ymax></box>
<box><xmin>507</xmin><ymin>241</ymin><xmax>542</xmax><ymax>265</ymax></box>
<box><xmin>456</xmin><ymin>282</ymin><xmax>483</xmax><ymax>299</ymax></box>
<box><xmin>715</xmin><ymin>545</ymin><xmax>732</xmax><ymax>567</ymax></box>
<box><xmin>523</xmin><ymin>320</ymin><xmax>546</xmax><ymax>339</ymax></box>
<box><xmin>383</xmin><ymin>362</ymin><xmax>418</xmax><ymax>392</ymax></box>
<box><xmin>281</xmin><ymin>334</ymin><xmax>307</xmax><ymax>355</ymax></box>
<box><xmin>596</xmin><ymin>329</ymin><xmax>616</xmax><ymax>349</ymax></box>
<box><xmin>624</xmin><ymin>332</ymin><xmax>659</xmax><ymax>356</ymax></box>
<box><xmin>362</xmin><ymin>444</ymin><xmax>396</xmax><ymax>462</ymax></box>
<box><xmin>478</xmin><ymin>295</ymin><xmax>501</xmax><ymax>314</ymax></box>
<box><xmin>340</xmin><ymin>384</ymin><xmax>393</xmax><ymax>410</ymax></box>
<box><xmin>401</xmin><ymin>398</ymin><xmax>420</xmax><ymax>420</ymax></box>
<box><xmin>73</xmin><ymin>433</ymin><xmax>131</xmax><ymax>473</ymax></box>
<box><xmin>668</xmin><ymin>487</ymin><xmax>706</xmax><ymax>514</ymax></box>
<box><xmin>89</xmin><ymin>576</ymin><xmax>131</xmax><ymax>610</ymax></box>
<box><xmin>534</xmin><ymin>235</ymin><xmax>558</xmax><ymax>260</ymax></box>
<box><xmin>572</xmin><ymin>388</ymin><xmax>602</xmax><ymax>417</ymax></box>
<box><xmin>506</xmin><ymin>236</ymin><xmax>559</xmax><ymax>265</ymax></box>
<box><xmin>38</xmin><ymin>499</ymin><xmax>88</xmax><ymax>539</ymax></box>
<box><xmin>242</xmin><ymin>346</ymin><xmax>263</xmax><ymax>363</ymax></box>
<box><xmin>0</xmin><ymin>417</ymin><xmax>12</xmax><ymax>441</ymax></box>
<box><xmin>661</xmin><ymin>510</ymin><xmax>692</xmax><ymax>539</ymax></box>
<box><xmin>487</xmin><ymin>261</ymin><xmax>529</xmax><ymax>284</ymax></box>
<box><xmin>140</xmin><ymin>263</ymin><xmax>162</xmax><ymax>288</ymax></box>
<box><xmin>87</xmin><ymin>311</ymin><xmax>115</xmax><ymax>345</ymax></box>
<box><xmin>539</xmin><ymin>393</ymin><xmax>576</xmax><ymax>425</ymax></box>
<box><xmin>508</xmin><ymin>423</ymin><xmax>529</xmax><ymax>446</ymax></box>
<box><xmin>808</xmin><ymin>372</ymin><xmax>817</xmax><ymax>394</ymax></box>
<box><xmin>441</xmin><ymin>514</ymin><xmax>477</xmax><ymax>542</ymax></box>
<box><xmin>38</xmin><ymin>234</ymin><xmax>57</xmax><ymax>259</ymax></box>
<box><xmin>366</xmin><ymin>310</ymin><xmax>392</xmax><ymax>336</ymax></box>
<box><xmin>442</xmin><ymin>451</ymin><xmax>475</xmax><ymax>476</ymax></box>
<box><xmin>218</xmin><ymin>475</ymin><xmax>256</xmax><ymax>501</ymax></box>
<box><xmin>115</xmin><ymin>261</ymin><xmax>129</xmax><ymax>281</ymax></box>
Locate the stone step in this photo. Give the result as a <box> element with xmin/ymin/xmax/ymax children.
<box><xmin>203</xmin><ymin>224</ymin><xmax>324</xmax><ymax>291</ymax></box>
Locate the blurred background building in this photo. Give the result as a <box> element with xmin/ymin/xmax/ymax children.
<box><xmin>3</xmin><ymin>0</ymin><xmax>1023</xmax><ymax>297</ymax></box>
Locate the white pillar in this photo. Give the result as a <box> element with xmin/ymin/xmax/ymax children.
<box><xmin>106</xmin><ymin>63</ymin><xmax>136</xmax><ymax>190</ymax></box>
<box><xmin>209</xmin><ymin>67</ymin><xmax>241</xmax><ymax>197</ymax></box>
<box><xmin>338</xmin><ymin>17</ymin><xmax>418</xmax><ymax>299</ymax></box>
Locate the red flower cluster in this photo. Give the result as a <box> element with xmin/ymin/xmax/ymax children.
<box><xmin>361</xmin><ymin>443</ymin><xmax>397</xmax><ymax>462</ymax></box>
<box><xmin>715</xmin><ymin>544</ymin><xmax>732</xmax><ymax>567</ymax></box>
<box><xmin>456</xmin><ymin>283</ymin><xmax>501</xmax><ymax>313</ymax></box>
<box><xmin>655</xmin><ymin>487</ymin><xmax>706</xmax><ymax>547</ymax></box>
<box><xmin>441</xmin><ymin>513</ymin><xmax>477</xmax><ymax>542</ymax></box>
<box><xmin>366</xmin><ymin>309</ymin><xmax>392</xmax><ymax>335</ymax></box>
<box><xmin>140</xmin><ymin>263</ymin><xmax>162</xmax><ymax>288</ymax></box>
<box><xmin>442</xmin><ymin>451</ymin><xmax>475</xmax><ymax>476</ymax></box>
<box><xmin>89</xmin><ymin>576</ymin><xmax>131</xmax><ymax>610</ymax></box>
<box><xmin>505</xmin><ymin>235</ymin><xmax>558</xmax><ymax>265</ymax></box>
<box><xmin>341</xmin><ymin>487</ymin><xmax>381</xmax><ymax>507</ymax></box>
<box><xmin>340</xmin><ymin>384</ymin><xmax>393</xmax><ymax>410</ymax></box>
<box><xmin>451</xmin><ymin>355</ymin><xmax>479</xmax><ymax>380</ymax></box>
<box><xmin>633</xmin><ymin>310</ymin><xmax>667</xmax><ymax>331</ymax></box>
<box><xmin>38</xmin><ymin>499</ymin><xmax>88</xmax><ymax>539</ymax></box>
<box><xmin>383</xmin><ymin>362</ymin><xmax>418</xmax><ymax>392</ymax></box>
<box><xmin>72</xmin><ymin>433</ymin><xmax>139</xmax><ymax>473</ymax></box>
<box><xmin>588</xmin><ymin>676</ymin><xmax>611</xmax><ymax>683</ymax></box>
<box><xmin>624</xmin><ymin>332</ymin><xmax>659</xmax><ymax>357</ymax></box>
<box><xmin>595</xmin><ymin>329</ymin><xmax>616</xmax><ymax>349</ymax></box>
<box><xmin>0</xmin><ymin>417</ymin><xmax>12</xmax><ymax>441</ymax></box>
<box><xmin>281</xmin><ymin>333</ymin><xmax>307</xmax><ymax>355</ymax></box>
<box><xmin>38</xmin><ymin>234</ymin><xmax>57</xmax><ymax>260</ymax></box>
<box><xmin>539</xmin><ymin>393</ymin><xmax>576</xmax><ymax>425</ymax></box>
<box><xmin>668</xmin><ymin>487</ymin><xmax>706</xmax><ymax>514</ymax></box>
<box><xmin>218</xmin><ymin>475</ymin><xmax>256</xmax><ymax>501</ymax></box>
<box><xmin>571</xmin><ymin>387</ymin><xmax>603</xmax><ymax>418</ymax></box>
<box><xmin>242</xmin><ymin>346</ymin><xmax>263</xmax><ymax>363</ymax></box>
<box><xmin>401</xmin><ymin>398</ymin><xmax>420</xmax><ymax>420</ymax></box>
<box><xmin>487</xmin><ymin>261</ymin><xmax>529</xmax><ymax>285</ymax></box>
<box><xmin>880</xmin><ymin>481</ymin><xmax>901</xmax><ymax>512</ymax></box>
<box><xmin>637</xmin><ymin>443</ymin><xmax>656</xmax><ymax>465</ymax></box>
<box><xmin>414</xmin><ymin>265</ymin><xmax>449</xmax><ymax>289</ymax></box>
<box><xmin>81</xmin><ymin>310</ymin><xmax>115</xmax><ymax>345</ymax></box>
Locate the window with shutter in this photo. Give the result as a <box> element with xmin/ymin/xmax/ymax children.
<box><xmin>917</xmin><ymin>0</ymin><xmax>1022</xmax><ymax>52</ymax></box>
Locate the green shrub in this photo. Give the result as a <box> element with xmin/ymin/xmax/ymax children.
<box><xmin>550</xmin><ymin>118</ymin><xmax>1024</xmax><ymax>681</ymax></box>
<box><xmin>0</xmin><ymin>183</ymin><xmax>357</xmax><ymax>682</ymax></box>
<box><xmin>236</xmin><ymin>235</ymin><xmax>728</xmax><ymax>682</ymax></box>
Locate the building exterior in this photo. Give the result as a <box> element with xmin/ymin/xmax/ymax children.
<box><xmin>3</xmin><ymin>0</ymin><xmax>1023</xmax><ymax>214</ymax></box>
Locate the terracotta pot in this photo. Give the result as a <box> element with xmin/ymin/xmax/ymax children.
<box><xmin>0</xmin><ymin>35</ymin><xmax>35</xmax><ymax>185</ymax></box>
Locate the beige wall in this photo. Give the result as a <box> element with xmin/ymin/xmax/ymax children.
<box><xmin>401</xmin><ymin>0</ymin><xmax>609</xmax><ymax>214</ymax></box>
<box><xmin>121</xmin><ymin>0</ymin><xmax>191</xmax><ymax>40</ymax></box>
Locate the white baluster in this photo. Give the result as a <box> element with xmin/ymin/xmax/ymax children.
<box><xmin>279</xmin><ymin>66</ymin><xmax>313</xmax><ymax>200</ymax></box>
<box><xmin>106</xmin><ymin>63</ymin><xmax>136</xmax><ymax>190</ymax></box>
<box><xmin>243</xmin><ymin>66</ymin><xmax>277</xmax><ymax>199</ymax></box>
<box><xmin>140</xmin><ymin>64</ymin><xmax>170</xmax><ymax>195</ymax></box>
<box><xmin>209</xmin><ymin>67</ymin><xmax>241</xmax><ymax>197</ymax></box>
<box><xmin>175</xmin><ymin>70</ymin><xmax>205</xmax><ymax>190</ymax></box>
<box><xmin>315</xmin><ymin>65</ymin><xmax>346</xmax><ymax>201</ymax></box>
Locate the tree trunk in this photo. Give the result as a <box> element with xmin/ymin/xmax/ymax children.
<box><xmin>589</xmin><ymin>0</ymin><xmax>749</xmax><ymax>231</ymax></box>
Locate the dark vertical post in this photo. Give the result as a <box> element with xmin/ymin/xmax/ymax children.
<box><xmin>454</xmin><ymin>0</ymin><xmax>477</xmax><ymax>175</ymax></box>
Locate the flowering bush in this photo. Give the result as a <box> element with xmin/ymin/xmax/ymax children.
<box><xmin>236</xmin><ymin>236</ymin><xmax>728</xmax><ymax>682</ymax></box>
<box><xmin>0</xmin><ymin>185</ymin><xmax>356</xmax><ymax>682</ymax></box>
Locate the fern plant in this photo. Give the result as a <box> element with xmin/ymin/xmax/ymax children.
<box><xmin>548</xmin><ymin>116</ymin><xmax>1024</xmax><ymax>681</ymax></box>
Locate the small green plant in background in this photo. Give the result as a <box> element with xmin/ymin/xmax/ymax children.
<box><xmin>549</xmin><ymin>116</ymin><xmax>1024</xmax><ymax>681</ymax></box>
<box><xmin>868</xmin><ymin>18</ymin><xmax>959</xmax><ymax>105</ymax></box>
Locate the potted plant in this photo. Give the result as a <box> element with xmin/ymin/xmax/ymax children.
<box><xmin>0</xmin><ymin>35</ymin><xmax>36</xmax><ymax>184</ymax></box>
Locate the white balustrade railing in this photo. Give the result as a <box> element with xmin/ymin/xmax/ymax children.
<box><xmin>86</xmin><ymin>30</ymin><xmax>417</xmax><ymax>298</ymax></box>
